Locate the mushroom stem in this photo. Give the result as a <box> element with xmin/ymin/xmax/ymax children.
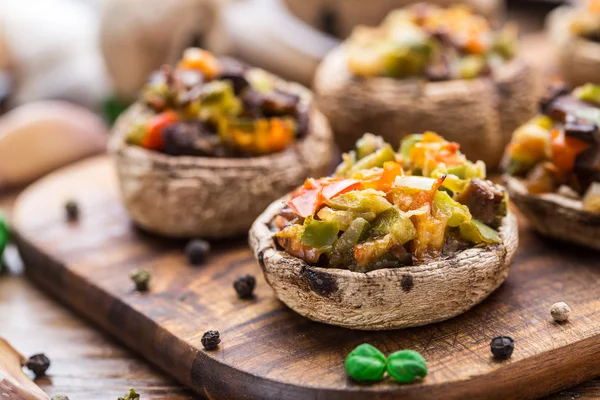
<box><xmin>0</xmin><ymin>338</ymin><xmax>50</xmax><ymax>400</ymax></box>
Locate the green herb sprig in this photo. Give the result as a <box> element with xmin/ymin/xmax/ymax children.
<box><xmin>345</xmin><ymin>344</ymin><xmax>427</xmax><ymax>384</ymax></box>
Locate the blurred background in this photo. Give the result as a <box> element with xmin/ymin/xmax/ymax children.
<box><xmin>0</xmin><ymin>0</ymin><xmax>562</xmax><ymax>193</ymax></box>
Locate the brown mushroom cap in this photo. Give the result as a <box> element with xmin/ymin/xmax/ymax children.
<box><xmin>504</xmin><ymin>175</ymin><xmax>600</xmax><ymax>251</ymax></box>
<box><xmin>249</xmin><ymin>197</ymin><xmax>518</xmax><ymax>330</ymax></box>
<box><xmin>547</xmin><ymin>6</ymin><xmax>600</xmax><ymax>87</ymax></box>
<box><xmin>109</xmin><ymin>85</ymin><xmax>335</xmax><ymax>239</ymax></box>
<box><xmin>313</xmin><ymin>46</ymin><xmax>540</xmax><ymax>167</ymax></box>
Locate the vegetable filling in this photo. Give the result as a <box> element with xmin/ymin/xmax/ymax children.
<box><xmin>272</xmin><ymin>132</ymin><xmax>507</xmax><ymax>271</ymax></box>
<box><xmin>504</xmin><ymin>82</ymin><xmax>600</xmax><ymax>213</ymax></box>
<box><xmin>125</xmin><ymin>48</ymin><xmax>310</xmax><ymax>157</ymax></box>
<box><xmin>345</xmin><ymin>3</ymin><xmax>518</xmax><ymax>80</ymax></box>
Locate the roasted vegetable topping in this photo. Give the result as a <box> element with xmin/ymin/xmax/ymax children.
<box><xmin>273</xmin><ymin>133</ymin><xmax>505</xmax><ymax>270</ymax></box>
<box><xmin>346</xmin><ymin>3</ymin><xmax>517</xmax><ymax>80</ymax></box>
<box><xmin>126</xmin><ymin>49</ymin><xmax>309</xmax><ymax>157</ymax></box>
<box><xmin>505</xmin><ymin>83</ymin><xmax>600</xmax><ymax>209</ymax></box>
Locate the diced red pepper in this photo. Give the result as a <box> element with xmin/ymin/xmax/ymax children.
<box><xmin>550</xmin><ymin>129</ymin><xmax>589</xmax><ymax>173</ymax></box>
<box><xmin>287</xmin><ymin>178</ymin><xmax>362</xmax><ymax>218</ymax></box>
<box><xmin>287</xmin><ymin>189</ymin><xmax>321</xmax><ymax>218</ymax></box>
<box><xmin>378</xmin><ymin>161</ymin><xmax>403</xmax><ymax>191</ymax></box>
<box><xmin>142</xmin><ymin>111</ymin><xmax>178</xmax><ymax>150</ymax></box>
<box><xmin>321</xmin><ymin>179</ymin><xmax>361</xmax><ymax>199</ymax></box>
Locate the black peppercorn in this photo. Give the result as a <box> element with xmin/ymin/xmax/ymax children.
<box><xmin>233</xmin><ymin>274</ymin><xmax>256</xmax><ymax>299</ymax></box>
<box><xmin>25</xmin><ymin>353</ymin><xmax>50</xmax><ymax>377</ymax></box>
<box><xmin>185</xmin><ymin>239</ymin><xmax>210</xmax><ymax>265</ymax></box>
<box><xmin>51</xmin><ymin>395</ymin><xmax>70</xmax><ymax>400</ymax></box>
<box><xmin>64</xmin><ymin>200</ymin><xmax>79</xmax><ymax>221</ymax></box>
<box><xmin>490</xmin><ymin>336</ymin><xmax>514</xmax><ymax>360</ymax></box>
<box><xmin>201</xmin><ymin>330</ymin><xmax>221</xmax><ymax>350</ymax></box>
<box><xmin>130</xmin><ymin>268</ymin><xmax>151</xmax><ymax>292</ymax></box>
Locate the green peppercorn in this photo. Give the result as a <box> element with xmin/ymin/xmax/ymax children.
<box><xmin>344</xmin><ymin>344</ymin><xmax>387</xmax><ymax>382</ymax></box>
<box><xmin>386</xmin><ymin>350</ymin><xmax>427</xmax><ymax>383</ymax></box>
<box><xmin>118</xmin><ymin>389</ymin><xmax>140</xmax><ymax>400</ymax></box>
<box><xmin>129</xmin><ymin>269</ymin><xmax>151</xmax><ymax>292</ymax></box>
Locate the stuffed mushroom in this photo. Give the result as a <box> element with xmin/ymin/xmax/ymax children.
<box><xmin>250</xmin><ymin>132</ymin><xmax>518</xmax><ymax>330</ymax></box>
<box><xmin>110</xmin><ymin>48</ymin><xmax>334</xmax><ymax>238</ymax></box>
<box><xmin>547</xmin><ymin>0</ymin><xmax>600</xmax><ymax>87</ymax></box>
<box><xmin>284</xmin><ymin>0</ymin><xmax>504</xmax><ymax>38</ymax></box>
<box><xmin>314</xmin><ymin>3</ymin><xmax>540</xmax><ymax>167</ymax></box>
<box><xmin>503</xmin><ymin>82</ymin><xmax>600</xmax><ymax>250</ymax></box>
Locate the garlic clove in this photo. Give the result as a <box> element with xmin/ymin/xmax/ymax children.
<box><xmin>0</xmin><ymin>101</ymin><xmax>107</xmax><ymax>188</ymax></box>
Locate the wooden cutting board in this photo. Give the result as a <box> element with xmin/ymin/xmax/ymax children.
<box><xmin>12</xmin><ymin>156</ymin><xmax>600</xmax><ymax>400</ymax></box>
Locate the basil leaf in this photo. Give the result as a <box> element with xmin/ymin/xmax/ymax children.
<box><xmin>387</xmin><ymin>350</ymin><xmax>428</xmax><ymax>383</ymax></box>
<box><xmin>345</xmin><ymin>344</ymin><xmax>387</xmax><ymax>382</ymax></box>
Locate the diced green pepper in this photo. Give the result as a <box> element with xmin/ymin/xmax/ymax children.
<box><xmin>330</xmin><ymin>218</ymin><xmax>370</xmax><ymax>267</ymax></box>
<box><xmin>459</xmin><ymin>219</ymin><xmax>501</xmax><ymax>244</ymax></box>
<box><xmin>351</xmin><ymin>253</ymin><xmax>407</xmax><ymax>273</ymax></box>
<box><xmin>433</xmin><ymin>191</ymin><xmax>472</xmax><ymax>227</ymax></box>
<box><xmin>317</xmin><ymin>207</ymin><xmax>377</xmax><ymax>231</ymax></box>
<box><xmin>301</xmin><ymin>217</ymin><xmax>339</xmax><ymax>250</ymax></box>
<box><xmin>458</xmin><ymin>55</ymin><xmax>486</xmax><ymax>80</ymax></box>
<box><xmin>399</xmin><ymin>134</ymin><xmax>423</xmax><ymax>164</ymax></box>
<box><xmin>356</xmin><ymin>134</ymin><xmax>387</xmax><ymax>160</ymax></box>
<box><xmin>350</xmin><ymin>146</ymin><xmax>396</xmax><ymax>172</ymax></box>
<box><xmin>326</xmin><ymin>191</ymin><xmax>392</xmax><ymax>214</ymax></box>
<box><xmin>199</xmin><ymin>81</ymin><xmax>242</xmax><ymax>121</ymax></box>
<box><xmin>574</xmin><ymin>83</ymin><xmax>600</xmax><ymax>106</ymax></box>
<box><xmin>371</xmin><ymin>207</ymin><xmax>416</xmax><ymax>244</ymax></box>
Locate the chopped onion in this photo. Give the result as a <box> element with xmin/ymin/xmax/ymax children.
<box><xmin>394</xmin><ymin>176</ymin><xmax>437</xmax><ymax>190</ymax></box>
<box><xmin>582</xmin><ymin>182</ymin><xmax>600</xmax><ymax>213</ymax></box>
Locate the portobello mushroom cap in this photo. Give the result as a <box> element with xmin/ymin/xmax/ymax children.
<box><xmin>504</xmin><ymin>175</ymin><xmax>600</xmax><ymax>250</ymax></box>
<box><xmin>249</xmin><ymin>197</ymin><xmax>518</xmax><ymax>330</ymax></box>
<box><xmin>313</xmin><ymin>46</ymin><xmax>540</xmax><ymax>167</ymax></box>
<box><xmin>109</xmin><ymin>84</ymin><xmax>334</xmax><ymax>239</ymax></box>
<box><xmin>547</xmin><ymin>6</ymin><xmax>600</xmax><ymax>87</ymax></box>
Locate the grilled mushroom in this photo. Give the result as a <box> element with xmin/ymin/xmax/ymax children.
<box><xmin>504</xmin><ymin>175</ymin><xmax>600</xmax><ymax>250</ymax></box>
<box><xmin>249</xmin><ymin>197</ymin><xmax>518</xmax><ymax>330</ymax></box>
<box><xmin>314</xmin><ymin>6</ymin><xmax>540</xmax><ymax>168</ymax></box>
<box><xmin>110</xmin><ymin>78</ymin><xmax>334</xmax><ymax>238</ymax></box>
<box><xmin>547</xmin><ymin>6</ymin><xmax>600</xmax><ymax>87</ymax></box>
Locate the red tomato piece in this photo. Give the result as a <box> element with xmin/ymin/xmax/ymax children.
<box><xmin>142</xmin><ymin>111</ymin><xmax>179</xmax><ymax>150</ymax></box>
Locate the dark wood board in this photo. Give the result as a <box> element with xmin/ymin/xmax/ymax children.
<box><xmin>12</xmin><ymin>156</ymin><xmax>600</xmax><ymax>400</ymax></box>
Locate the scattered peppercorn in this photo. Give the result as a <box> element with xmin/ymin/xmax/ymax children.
<box><xmin>201</xmin><ymin>330</ymin><xmax>221</xmax><ymax>350</ymax></box>
<box><xmin>234</xmin><ymin>274</ymin><xmax>256</xmax><ymax>299</ymax></box>
<box><xmin>185</xmin><ymin>239</ymin><xmax>210</xmax><ymax>265</ymax></box>
<box><xmin>24</xmin><ymin>353</ymin><xmax>51</xmax><ymax>377</ymax></box>
<box><xmin>490</xmin><ymin>336</ymin><xmax>514</xmax><ymax>360</ymax></box>
<box><xmin>64</xmin><ymin>200</ymin><xmax>79</xmax><ymax>221</ymax></box>
<box><xmin>51</xmin><ymin>395</ymin><xmax>70</xmax><ymax>400</ymax></box>
<box><xmin>551</xmin><ymin>302</ymin><xmax>571</xmax><ymax>322</ymax></box>
<box><xmin>118</xmin><ymin>389</ymin><xmax>140</xmax><ymax>400</ymax></box>
<box><xmin>130</xmin><ymin>268</ymin><xmax>151</xmax><ymax>292</ymax></box>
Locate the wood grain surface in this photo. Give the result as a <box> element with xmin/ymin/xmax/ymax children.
<box><xmin>11</xmin><ymin>156</ymin><xmax>600</xmax><ymax>400</ymax></box>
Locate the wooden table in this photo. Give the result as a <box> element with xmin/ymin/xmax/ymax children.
<box><xmin>1</xmin><ymin>3</ymin><xmax>599</xmax><ymax>399</ymax></box>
